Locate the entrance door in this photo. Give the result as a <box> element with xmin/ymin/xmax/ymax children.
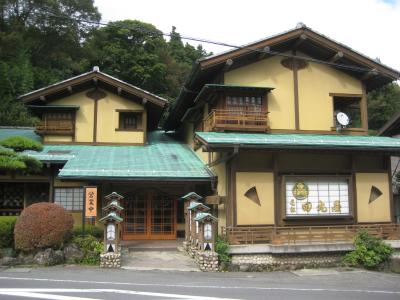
<box><xmin>122</xmin><ymin>190</ymin><xmax>176</xmax><ymax>240</ymax></box>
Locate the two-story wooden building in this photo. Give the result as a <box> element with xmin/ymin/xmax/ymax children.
<box><xmin>165</xmin><ymin>24</ymin><xmax>400</xmax><ymax>244</ymax></box>
<box><xmin>0</xmin><ymin>68</ymin><xmax>213</xmax><ymax>240</ymax></box>
<box><xmin>1</xmin><ymin>24</ymin><xmax>400</xmax><ymax>246</ymax></box>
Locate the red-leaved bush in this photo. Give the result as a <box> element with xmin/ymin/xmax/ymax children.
<box><xmin>14</xmin><ymin>202</ymin><xmax>74</xmax><ymax>251</ymax></box>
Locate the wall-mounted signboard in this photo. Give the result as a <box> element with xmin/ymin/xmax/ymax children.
<box><xmin>85</xmin><ymin>186</ymin><xmax>97</xmax><ymax>217</ymax></box>
<box><xmin>285</xmin><ymin>177</ymin><xmax>350</xmax><ymax>217</ymax></box>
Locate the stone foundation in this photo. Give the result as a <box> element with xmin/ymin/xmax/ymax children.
<box><xmin>230</xmin><ymin>252</ymin><xmax>344</xmax><ymax>271</ymax></box>
<box><xmin>183</xmin><ymin>241</ymin><xmax>219</xmax><ymax>272</ymax></box>
<box><xmin>100</xmin><ymin>252</ymin><xmax>121</xmax><ymax>268</ymax></box>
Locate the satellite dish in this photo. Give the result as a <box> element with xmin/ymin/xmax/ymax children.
<box><xmin>336</xmin><ymin>112</ymin><xmax>350</xmax><ymax>127</ymax></box>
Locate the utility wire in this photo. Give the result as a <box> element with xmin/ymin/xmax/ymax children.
<box><xmin>38</xmin><ymin>7</ymin><xmax>383</xmax><ymax>75</ymax></box>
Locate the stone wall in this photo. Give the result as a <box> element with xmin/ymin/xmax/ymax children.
<box><xmin>183</xmin><ymin>241</ymin><xmax>219</xmax><ymax>272</ymax></box>
<box><xmin>230</xmin><ymin>252</ymin><xmax>345</xmax><ymax>272</ymax></box>
<box><xmin>100</xmin><ymin>252</ymin><xmax>121</xmax><ymax>268</ymax></box>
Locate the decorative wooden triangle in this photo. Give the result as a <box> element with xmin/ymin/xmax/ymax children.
<box><xmin>369</xmin><ymin>185</ymin><xmax>383</xmax><ymax>204</ymax></box>
<box><xmin>244</xmin><ymin>186</ymin><xmax>261</xmax><ymax>206</ymax></box>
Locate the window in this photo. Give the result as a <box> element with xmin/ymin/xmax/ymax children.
<box><xmin>118</xmin><ymin>112</ymin><xmax>142</xmax><ymax>130</ymax></box>
<box><xmin>54</xmin><ymin>188</ymin><xmax>83</xmax><ymax>211</ymax></box>
<box><xmin>285</xmin><ymin>177</ymin><xmax>350</xmax><ymax>217</ymax></box>
<box><xmin>333</xmin><ymin>96</ymin><xmax>362</xmax><ymax>128</ymax></box>
<box><xmin>226</xmin><ymin>95</ymin><xmax>264</xmax><ymax>112</ymax></box>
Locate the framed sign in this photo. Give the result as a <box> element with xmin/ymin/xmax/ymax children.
<box><xmin>84</xmin><ymin>186</ymin><xmax>97</xmax><ymax>217</ymax></box>
<box><xmin>285</xmin><ymin>177</ymin><xmax>350</xmax><ymax>217</ymax></box>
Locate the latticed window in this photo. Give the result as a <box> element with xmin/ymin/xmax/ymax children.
<box><xmin>54</xmin><ymin>188</ymin><xmax>83</xmax><ymax>211</ymax></box>
<box><xmin>118</xmin><ymin>112</ymin><xmax>142</xmax><ymax>130</ymax></box>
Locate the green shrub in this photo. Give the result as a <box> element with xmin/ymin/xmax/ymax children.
<box><xmin>72</xmin><ymin>235</ymin><xmax>103</xmax><ymax>265</ymax></box>
<box><xmin>0</xmin><ymin>136</ymin><xmax>43</xmax><ymax>152</ymax></box>
<box><xmin>72</xmin><ymin>225</ymin><xmax>103</xmax><ymax>239</ymax></box>
<box><xmin>215</xmin><ymin>235</ymin><xmax>231</xmax><ymax>264</ymax></box>
<box><xmin>14</xmin><ymin>202</ymin><xmax>74</xmax><ymax>251</ymax></box>
<box><xmin>343</xmin><ymin>230</ymin><xmax>394</xmax><ymax>269</ymax></box>
<box><xmin>0</xmin><ymin>216</ymin><xmax>17</xmax><ymax>248</ymax></box>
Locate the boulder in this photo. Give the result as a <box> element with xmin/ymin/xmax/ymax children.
<box><xmin>63</xmin><ymin>243</ymin><xmax>84</xmax><ymax>263</ymax></box>
<box><xmin>1</xmin><ymin>256</ymin><xmax>17</xmax><ymax>266</ymax></box>
<box><xmin>34</xmin><ymin>248</ymin><xmax>64</xmax><ymax>266</ymax></box>
<box><xmin>0</xmin><ymin>248</ymin><xmax>15</xmax><ymax>258</ymax></box>
<box><xmin>17</xmin><ymin>252</ymin><xmax>35</xmax><ymax>265</ymax></box>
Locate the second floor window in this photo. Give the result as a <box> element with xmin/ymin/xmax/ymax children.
<box><xmin>225</xmin><ymin>95</ymin><xmax>264</xmax><ymax>112</ymax></box>
<box><xmin>118</xmin><ymin>112</ymin><xmax>142</xmax><ymax>130</ymax></box>
<box><xmin>333</xmin><ymin>96</ymin><xmax>362</xmax><ymax>128</ymax></box>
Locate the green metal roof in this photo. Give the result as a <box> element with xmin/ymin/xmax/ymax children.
<box><xmin>187</xmin><ymin>202</ymin><xmax>210</xmax><ymax>211</ymax></box>
<box><xmin>195</xmin><ymin>132</ymin><xmax>400</xmax><ymax>151</ymax></box>
<box><xmin>194</xmin><ymin>212</ymin><xmax>218</xmax><ymax>222</ymax></box>
<box><xmin>0</xmin><ymin>127</ymin><xmax>41</xmax><ymax>142</ymax></box>
<box><xmin>99</xmin><ymin>212</ymin><xmax>123</xmax><ymax>223</ymax></box>
<box><xmin>27</xmin><ymin>131</ymin><xmax>212</xmax><ymax>180</ymax></box>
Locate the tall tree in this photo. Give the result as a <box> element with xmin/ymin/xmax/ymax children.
<box><xmin>368</xmin><ymin>83</ymin><xmax>400</xmax><ymax>131</ymax></box>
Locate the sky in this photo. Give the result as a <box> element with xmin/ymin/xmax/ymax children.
<box><xmin>94</xmin><ymin>0</ymin><xmax>400</xmax><ymax>71</ymax></box>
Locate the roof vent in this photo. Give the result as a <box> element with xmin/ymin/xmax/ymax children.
<box><xmin>93</xmin><ymin>66</ymin><xmax>100</xmax><ymax>72</ymax></box>
<box><xmin>296</xmin><ymin>22</ymin><xmax>306</xmax><ymax>29</ymax></box>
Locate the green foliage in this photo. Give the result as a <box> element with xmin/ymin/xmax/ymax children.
<box><xmin>368</xmin><ymin>83</ymin><xmax>400</xmax><ymax>131</ymax></box>
<box><xmin>0</xmin><ymin>136</ymin><xmax>43</xmax><ymax>174</ymax></box>
<box><xmin>0</xmin><ymin>136</ymin><xmax>43</xmax><ymax>152</ymax></box>
<box><xmin>72</xmin><ymin>235</ymin><xmax>103</xmax><ymax>265</ymax></box>
<box><xmin>0</xmin><ymin>216</ymin><xmax>17</xmax><ymax>248</ymax></box>
<box><xmin>215</xmin><ymin>235</ymin><xmax>231</xmax><ymax>264</ymax></box>
<box><xmin>14</xmin><ymin>202</ymin><xmax>74</xmax><ymax>251</ymax></box>
<box><xmin>72</xmin><ymin>225</ymin><xmax>103</xmax><ymax>239</ymax></box>
<box><xmin>343</xmin><ymin>230</ymin><xmax>394</xmax><ymax>269</ymax></box>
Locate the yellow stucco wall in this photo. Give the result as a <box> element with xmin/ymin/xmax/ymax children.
<box><xmin>53</xmin><ymin>179</ymin><xmax>87</xmax><ymax>188</ymax></box>
<box><xmin>52</xmin><ymin>91</ymin><xmax>94</xmax><ymax>142</ymax></box>
<box><xmin>49</xmin><ymin>90</ymin><xmax>145</xmax><ymax>144</ymax></box>
<box><xmin>224</xmin><ymin>56</ymin><xmax>295</xmax><ymax>130</ymax></box>
<box><xmin>224</xmin><ymin>55</ymin><xmax>363</xmax><ymax>131</ymax></box>
<box><xmin>96</xmin><ymin>92</ymin><xmax>145</xmax><ymax>144</ymax></box>
<box><xmin>355</xmin><ymin>173</ymin><xmax>391</xmax><ymax>223</ymax></box>
<box><xmin>195</xmin><ymin>147</ymin><xmax>209</xmax><ymax>164</ymax></box>
<box><xmin>236</xmin><ymin>172</ymin><xmax>275</xmax><ymax>225</ymax></box>
<box><xmin>298</xmin><ymin>61</ymin><xmax>363</xmax><ymax>131</ymax></box>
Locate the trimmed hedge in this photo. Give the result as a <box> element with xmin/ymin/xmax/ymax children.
<box><xmin>72</xmin><ymin>225</ymin><xmax>103</xmax><ymax>239</ymax></box>
<box><xmin>0</xmin><ymin>136</ymin><xmax>43</xmax><ymax>152</ymax></box>
<box><xmin>0</xmin><ymin>216</ymin><xmax>17</xmax><ymax>248</ymax></box>
<box><xmin>72</xmin><ymin>235</ymin><xmax>103</xmax><ymax>265</ymax></box>
<box><xmin>14</xmin><ymin>202</ymin><xmax>74</xmax><ymax>251</ymax></box>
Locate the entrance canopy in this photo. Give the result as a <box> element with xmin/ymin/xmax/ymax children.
<box><xmin>25</xmin><ymin>131</ymin><xmax>212</xmax><ymax>181</ymax></box>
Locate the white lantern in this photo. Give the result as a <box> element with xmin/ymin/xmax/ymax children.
<box><xmin>107</xmin><ymin>223</ymin><xmax>116</xmax><ymax>241</ymax></box>
<box><xmin>204</xmin><ymin>223</ymin><xmax>212</xmax><ymax>240</ymax></box>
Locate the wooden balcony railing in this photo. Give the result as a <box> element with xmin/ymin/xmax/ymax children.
<box><xmin>35</xmin><ymin>120</ymin><xmax>74</xmax><ymax>136</ymax></box>
<box><xmin>222</xmin><ymin>224</ymin><xmax>400</xmax><ymax>245</ymax></box>
<box><xmin>203</xmin><ymin>109</ymin><xmax>269</xmax><ymax>132</ymax></box>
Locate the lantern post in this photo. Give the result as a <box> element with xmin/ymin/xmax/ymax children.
<box><xmin>180</xmin><ymin>192</ymin><xmax>203</xmax><ymax>241</ymax></box>
<box><xmin>187</xmin><ymin>202</ymin><xmax>210</xmax><ymax>247</ymax></box>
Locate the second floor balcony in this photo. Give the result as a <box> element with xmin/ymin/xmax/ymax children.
<box><xmin>203</xmin><ymin>109</ymin><xmax>269</xmax><ymax>132</ymax></box>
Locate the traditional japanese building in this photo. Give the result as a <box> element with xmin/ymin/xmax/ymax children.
<box><xmin>165</xmin><ymin>24</ymin><xmax>400</xmax><ymax>245</ymax></box>
<box><xmin>1</xmin><ymin>24</ymin><xmax>400</xmax><ymax>247</ymax></box>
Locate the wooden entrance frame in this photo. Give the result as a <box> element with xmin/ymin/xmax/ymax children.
<box><xmin>121</xmin><ymin>190</ymin><xmax>177</xmax><ymax>240</ymax></box>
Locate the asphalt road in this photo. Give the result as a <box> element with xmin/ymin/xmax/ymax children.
<box><xmin>0</xmin><ymin>266</ymin><xmax>399</xmax><ymax>300</ymax></box>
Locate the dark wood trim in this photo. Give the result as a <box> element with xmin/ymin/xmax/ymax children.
<box><xmin>143</xmin><ymin>109</ymin><xmax>147</xmax><ymax>144</ymax></box>
<box><xmin>43</xmin><ymin>141</ymin><xmax>145</xmax><ymax>146</ymax></box>
<box><xmin>329</xmin><ymin>93</ymin><xmax>363</xmax><ymax>98</ymax></box>
<box><xmin>115</xmin><ymin>128</ymin><xmax>143</xmax><ymax>132</ymax></box>
<box><xmin>330</xmin><ymin>127</ymin><xmax>366</xmax><ymax>132</ymax></box>
<box><xmin>93</xmin><ymin>98</ymin><xmax>98</xmax><ymax>142</ymax></box>
<box><xmin>0</xmin><ymin>178</ymin><xmax>50</xmax><ymax>183</ymax></box>
<box><xmin>115</xmin><ymin>109</ymin><xmax>144</xmax><ymax>113</ymax></box>
<box><xmin>21</xmin><ymin>72</ymin><xmax>168</xmax><ymax>108</ymax></box>
<box><xmin>351</xmin><ymin>154</ymin><xmax>358</xmax><ymax>224</ymax></box>
<box><xmin>361</xmin><ymin>83</ymin><xmax>369</xmax><ymax>132</ymax></box>
<box><xmin>292</xmin><ymin>51</ymin><xmax>300</xmax><ymax>130</ymax></box>
<box><xmin>273</xmin><ymin>153</ymin><xmax>279</xmax><ymax>226</ymax></box>
<box><xmin>387</xmin><ymin>155</ymin><xmax>395</xmax><ymax>223</ymax></box>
